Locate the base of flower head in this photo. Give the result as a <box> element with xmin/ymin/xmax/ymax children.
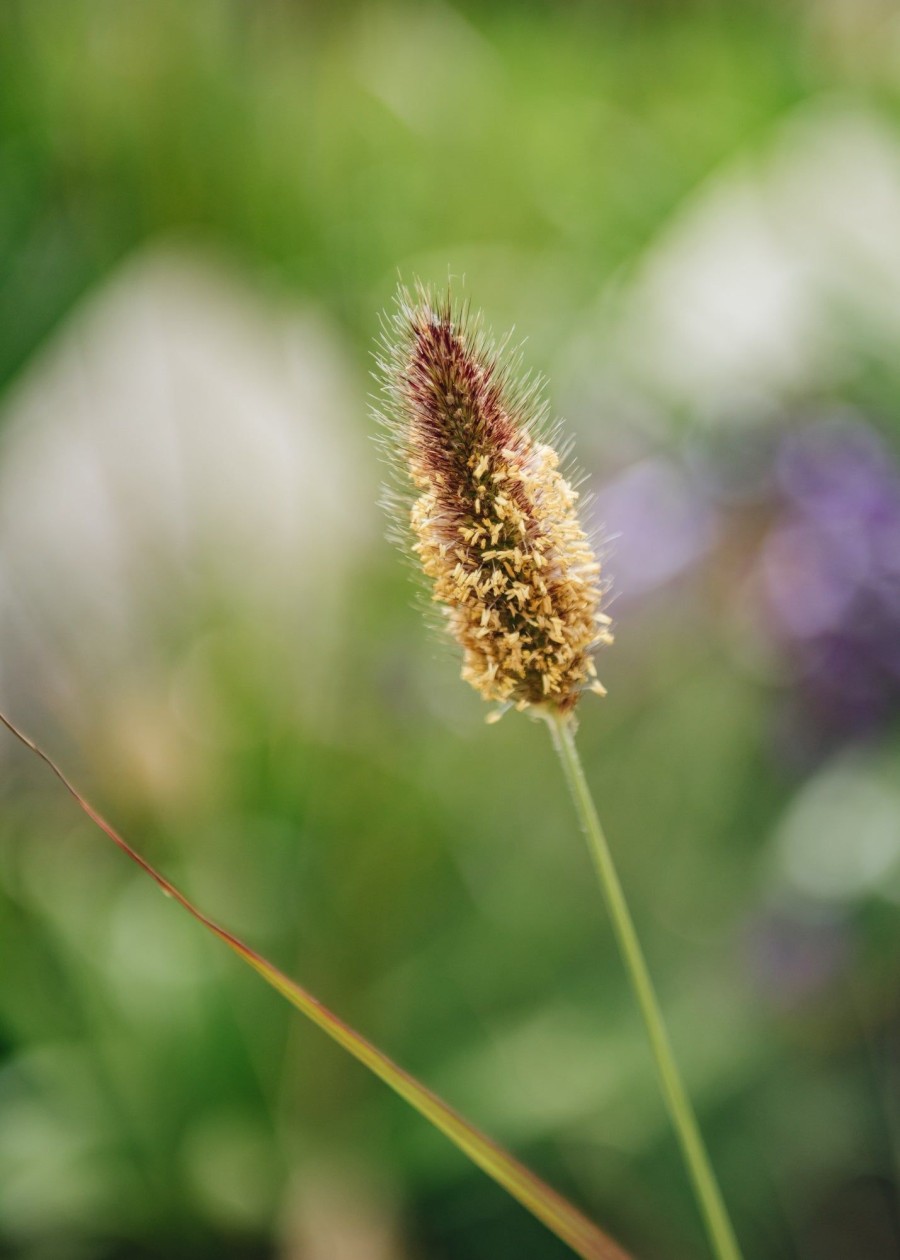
<box><xmin>413</xmin><ymin>437</ymin><xmax>613</xmax><ymax>713</ymax></box>
<box><xmin>485</xmin><ymin>676</ymin><xmax>609</xmax><ymax>726</ymax></box>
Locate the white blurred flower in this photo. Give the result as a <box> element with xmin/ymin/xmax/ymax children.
<box><xmin>575</xmin><ymin>102</ymin><xmax>900</xmax><ymax>419</ymax></box>
<box><xmin>0</xmin><ymin>245</ymin><xmax>372</xmax><ymax>780</ymax></box>
<box><xmin>774</xmin><ymin>749</ymin><xmax>900</xmax><ymax>903</ymax></box>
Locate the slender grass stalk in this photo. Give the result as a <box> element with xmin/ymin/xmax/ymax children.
<box><xmin>547</xmin><ymin>711</ymin><xmax>742</xmax><ymax>1260</ymax></box>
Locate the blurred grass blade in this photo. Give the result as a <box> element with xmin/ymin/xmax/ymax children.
<box><xmin>0</xmin><ymin>709</ymin><xmax>632</xmax><ymax>1260</ymax></box>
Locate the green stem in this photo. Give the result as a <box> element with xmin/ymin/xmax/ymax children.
<box><xmin>547</xmin><ymin>712</ymin><xmax>743</xmax><ymax>1260</ymax></box>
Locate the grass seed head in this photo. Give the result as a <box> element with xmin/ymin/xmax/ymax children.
<box><xmin>376</xmin><ymin>285</ymin><xmax>612</xmax><ymax>718</ymax></box>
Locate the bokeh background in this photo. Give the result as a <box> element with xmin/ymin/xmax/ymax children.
<box><xmin>2</xmin><ymin>2</ymin><xmax>900</xmax><ymax>1257</ymax></box>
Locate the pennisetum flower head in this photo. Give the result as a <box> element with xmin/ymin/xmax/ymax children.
<box><xmin>376</xmin><ymin>285</ymin><xmax>612</xmax><ymax>720</ymax></box>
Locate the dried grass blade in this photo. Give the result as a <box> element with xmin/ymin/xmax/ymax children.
<box><xmin>0</xmin><ymin>708</ymin><xmax>631</xmax><ymax>1260</ymax></box>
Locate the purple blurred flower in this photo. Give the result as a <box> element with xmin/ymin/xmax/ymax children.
<box><xmin>761</xmin><ymin>416</ymin><xmax>900</xmax><ymax>747</ymax></box>
<box><xmin>593</xmin><ymin>457</ymin><xmax>718</xmax><ymax>599</ymax></box>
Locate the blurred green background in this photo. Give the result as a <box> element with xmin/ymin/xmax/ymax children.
<box><xmin>2</xmin><ymin>2</ymin><xmax>900</xmax><ymax>1257</ymax></box>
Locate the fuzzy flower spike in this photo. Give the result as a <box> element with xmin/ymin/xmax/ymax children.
<box><xmin>378</xmin><ymin>287</ymin><xmax>612</xmax><ymax>718</ymax></box>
